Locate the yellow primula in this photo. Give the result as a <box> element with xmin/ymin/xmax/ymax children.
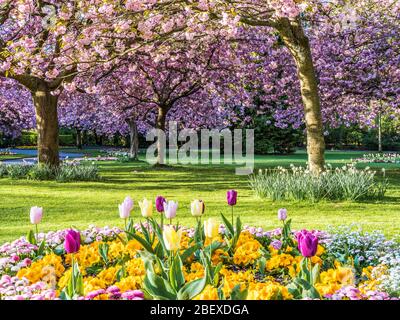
<box><xmin>315</xmin><ymin>266</ymin><xmax>355</xmax><ymax>296</ymax></box>
<box><xmin>183</xmin><ymin>262</ymin><xmax>205</xmax><ymax>282</ymax></box>
<box><xmin>83</xmin><ymin>277</ymin><xmax>107</xmax><ymax>295</ymax></box>
<box><xmin>194</xmin><ymin>285</ymin><xmax>219</xmax><ymax>300</ymax></box>
<box><xmin>220</xmin><ymin>268</ymin><xmax>254</xmax><ymax>298</ymax></box>
<box><xmin>17</xmin><ymin>254</ymin><xmax>65</xmax><ymax>284</ymax></box>
<box><xmin>65</xmin><ymin>242</ymin><xmax>101</xmax><ymax>270</ymax></box>
<box><xmin>247</xmin><ymin>281</ymin><xmax>293</xmax><ymax>300</ymax></box>
<box><xmin>126</xmin><ymin>258</ymin><xmax>146</xmax><ymax>277</ymax></box>
<box><xmin>97</xmin><ymin>267</ymin><xmax>118</xmax><ymax>286</ymax></box>
<box><xmin>115</xmin><ymin>275</ymin><xmax>143</xmax><ymax>292</ymax></box>
<box><xmin>233</xmin><ymin>234</ymin><xmax>262</xmax><ymax>266</ymax></box>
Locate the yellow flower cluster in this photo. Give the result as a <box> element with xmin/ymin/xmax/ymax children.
<box><xmin>220</xmin><ymin>268</ymin><xmax>254</xmax><ymax>298</ymax></box>
<box><xmin>266</xmin><ymin>253</ymin><xmax>302</xmax><ymax>277</ymax></box>
<box><xmin>233</xmin><ymin>232</ymin><xmax>262</xmax><ymax>266</ymax></box>
<box><xmin>183</xmin><ymin>262</ymin><xmax>204</xmax><ymax>282</ymax></box>
<box><xmin>315</xmin><ymin>266</ymin><xmax>354</xmax><ymax>296</ymax></box>
<box><xmin>17</xmin><ymin>254</ymin><xmax>65</xmax><ymax>284</ymax></box>
<box><xmin>358</xmin><ymin>265</ymin><xmax>387</xmax><ymax>293</ymax></box>
<box><xmin>65</xmin><ymin>242</ymin><xmax>101</xmax><ymax>270</ymax></box>
<box><xmin>247</xmin><ymin>281</ymin><xmax>293</xmax><ymax>300</ymax></box>
<box><xmin>194</xmin><ymin>285</ymin><xmax>219</xmax><ymax>300</ymax></box>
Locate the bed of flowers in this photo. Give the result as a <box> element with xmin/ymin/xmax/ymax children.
<box><xmin>354</xmin><ymin>153</ymin><xmax>400</xmax><ymax>164</ymax></box>
<box><xmin>1</xmin><ymin>192</ymin><xmax>399</xmax><ymax>301</ymax></box>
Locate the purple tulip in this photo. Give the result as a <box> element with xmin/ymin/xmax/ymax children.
<box><xmin>226</xmin><ymin>190</ymin><xmax>237</xmax><ymax>206</ymax></box>
<box><xmin>155</xmin><ymin>196</ymin><xmax>166</xmax><ymax>213</ymax></box>
<box><xmin>297</xmin><ymin>230</ymin><xmax>318</xmax><ymax>257</ymax></box>
<box><xmin>277</xmin><ymin>208</ymin><xmax>287</xmax><ymax>221</ymax></box>
<box><xmin>64</xmin><ymin>229</ymin><xmax>81</xmax><ymax>254</ymax></box>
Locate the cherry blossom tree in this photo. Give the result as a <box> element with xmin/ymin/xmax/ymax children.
<box><xmin>0</xmin><ymin>77</ymin><xmax>34</xmax><ymax>138</ymax></box>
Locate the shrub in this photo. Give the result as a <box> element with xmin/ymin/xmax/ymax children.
<box><xmin>6</xmin><ymin>164</ymin><xmax>33</xmax><ymax>179</ymax></box>
<box><xmin>59</xmin><ymin>134</ymin><xmax>74</xmax><ymax>146</ymax></box>
<box><xmin>0</xmin><ymin>163</ymin><xmax>100</xmax><ymax>182</ymax></box>
<box><xmin>27</xmin><ymin>164</ymin><xmax>56</xmax><ymax>181</ymax></box>
<box><xmin>0</xmin><ymin>164</ymin><xmax>7</xmax><ymax>177</ymax></box>
<box><xmin>55</xmin><ymin>164</ymin><xmax>100</xmax><ymax>182</ymax></box>
<box><xmin>249</xmin><ymin>164</ymin><xmax>388</xmax><ymax>202</ymax></box>
<box><xmin>19</xmin><ymin>131</ymin><xmax>37</xmax><ymax>146</ymax></box>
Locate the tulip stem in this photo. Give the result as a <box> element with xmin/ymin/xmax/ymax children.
<box><xmin>161</xmin><ymin>214</ymin><xmax>164</xmax><ymax>230</ymax></box>
<box><xmin>35</xmin><ymin>224</ymin><xmax>39</xmax><ymax>242</ymax></box>
<box><xmin>170</xmin><ymin>218</ymin><xmax>172</xmax><ymax>226</ymax></box>
<box><xmin>71</xmin><ymin>254</ymin><xmax>75</xmax><ymax>294</ymax></box>
<box><xmin>124</xmin><ymin>218</ymin><xmax>127</xmax><ymax>231</ymax></box>
<box><xmin>231</xmin><ymin>206</ymin><xmax>234</xmax><ymax>226</ymax></box>
<box><xmin>308</xmin><ymin>257</ymin><xmax>312</xmax><ymax>283</ymax></box>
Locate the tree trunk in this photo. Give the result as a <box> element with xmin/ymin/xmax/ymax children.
<box><xmin>156</xmin><ymin>106</ymin><xmax>167</xmax><ymax>164</ymax></box>
<box><xmin>378</xmin><ymin>111</ymin><xmax>382</xmax><ymax>153</ymax></box>
<box><xmin>76</xmin><ymin>128</ymin><xmax>83</xmax><ymax>149</ymax></box>
<box><xmin>277</xmin><ymin>18</ymin><xmax>325</xmax><ymax>174</ymax></box>
<box><xmin>127</xmin><ymin>118</ymin><xmax>139</xmax><ymax>160</ymax></box>
<box><xmin>32</xmin><ymin>83</ymin><xmax>60</xmax><ymax>166</ymax></box>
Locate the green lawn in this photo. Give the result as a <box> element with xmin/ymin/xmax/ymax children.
<box><xmin>0</xmin><ymin>154</ymin><xmax>29</xmax><ymax>161</ymax></box>
<box><xmin>0</xmin><ymin>150</ymin><xmax>399</xmax><ymax>243</ymax></box>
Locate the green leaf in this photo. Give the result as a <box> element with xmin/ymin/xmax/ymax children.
<box><xmin>169</xmin><ymin>254</ymin><xmax>185</xmax><ymax>291</ymax></box>
<box><xmin>220</xmin><ymin>213</ymin><xmax>234</xmax><ymax>238</ymax></box>
<box><xmin>115</xmin><ymin>233</ymin><xmax>127</xmax><ymax>245</ymax></box>
<box><xmin>140</xmin><ymin>222</ymin><xmax>151</xmax><ymax>244</ymax></box>
<box><xmin>257</xmin><ymin>257</ymin><xmax>267</xmax><ymax>276</ymax></box>
<box><xmin>311</xmin><ymin>263</ymin><xmax>320</xmax><ymax>285</ymax></box>
<box><xmin>37</xmin><ymin>239</ymin><xmax>46</xmax><ymax>257</ymax></box>
<box><xmin>149</xmin><ymin>218</ymin><xmax>167</xmax><ymax>255</ymax></box>
<box><xmin>27</xmin><ymin>229</ymin><xmax>36</xmax><ymax>245</ymax></box>
<box><xmin>230</xmin><ymin>284</ymin><xmax>248</xmax><ymax>300</ymax></box>
<box><xmin>177</xmin><ymin>271</ymin><xmax>207</xmax><ymax>300</ymax></box>
<box><xmin>99</xmin><ymin>243</ymin><xmax>109</xmax><ymax>265</ymax></box>
<box><xmin>116</xmin><ymin>265</ymin><xmax>127</xmax><ymax>282</ymax></box>
<box><xmin>181</xmin><ymin>244</ymin><xmax>200</xmax><ymax>262</ymax></box>
<box><xmin>125</xmin><ymin>231</ymin><xmax>155</xmax><ymax>254</ymax></box>
<box><xmin>143</xmin><ymin>271</ymin><xmax>177</xmax><ymax>300</ymax></box>
<box><xmin>218</xmin><ymin>285</ymin><xmax>226</xmax><ymax>300</ymax></box>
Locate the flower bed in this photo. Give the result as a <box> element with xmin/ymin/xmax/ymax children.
<box><xmin>354</xmin><ymin>153</ymin><xmax>400</xmax><ymax>164</ymax></box>
<box><xmin>1</xmin><ymin>196</ymin><xmax>399</xmax><ymax>300</ymax></box>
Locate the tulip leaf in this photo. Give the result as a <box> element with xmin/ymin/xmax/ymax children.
<box><xmin>114</xmin><ymin>233</ymin><xmax>127</xmax><ymax>245</ymax></box>
<box><xmin>181</xmin><ymin>243</ymin><xmax>200</xmax><ymax>262</ymax></box>
<box><xmin>116</xmin><ymin>265</ymin><xmax>127</xmax><ymax>282</ymax></box>
<box><xmin>177</xmin><ymin>270</ymin><xmax>207</xmax><ymax>300</ymax></box>
<box><xmin>230</xmin><ymin>284</ymin><xmax>248</xmax><ymax>300</ymax></box>
<box><xmin>311</xmin><ymin>263</ymin><xmax>320</xmax><ymax>285</ymax></box>
<box><xmin>144</xmin><ymin>271</ymin><xmax>177</xmax><ymax>300</ymax></box>
<box><xmin>125</xmin><ymin>231</ymin><xmax>155</xmax><ymax>254</ymax></box>
<box><xmin>148</xmin><ymin>218</ymin><xmax>167</xmax><ymax>255</ymax></box>
<box><xmin>169</xmin><ymin>254</ymin><xmax>185</xmax><ymax>291</ymax></box>
<box><xmin>27</xmin><ymin>229</ymin><xmax>36</xmax><ymax>245</ymax></box>
<box><xmin>99</xmin><ymin>243</ymin><xmax>109</xmax><ymax>265</ymax></box>
<box><xmin>36</xmin><ymin>239</ymin><xmax>46</xmax><ymax>257</ymax></box>
<box><xmin>220</xmin><ymin>213</ymin><xmax>234</xmax><ymax>238</ymax></box>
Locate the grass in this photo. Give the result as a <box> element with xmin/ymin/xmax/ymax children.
<box><xmin>0</xmin><ymin>149</ymin><xmax>399</xmax><ymax>243</ymax></box>
<box><xmin>0</xmin><ymin>154</ymin><xmax>29</xmax><ymax>161</ymax></box>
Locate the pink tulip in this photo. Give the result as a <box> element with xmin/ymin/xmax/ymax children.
<box><xmin>30</xmin><ymin>207</ymin><xmax>43</xmax><ymax>225</ymax></box>
<box><xmin>119</xmin><ymin>198</ymin><xmax>133</xmax><ymax>219</ymax></box>
<box><xmin>123</xmin><ymin>196</ymin><xmax>134</xmax><ymax>211</ymax></box>
<box><xmin>164</xmin><ymin>200</ymin><xmax>178</xmax><ymax>219</ymax></box>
